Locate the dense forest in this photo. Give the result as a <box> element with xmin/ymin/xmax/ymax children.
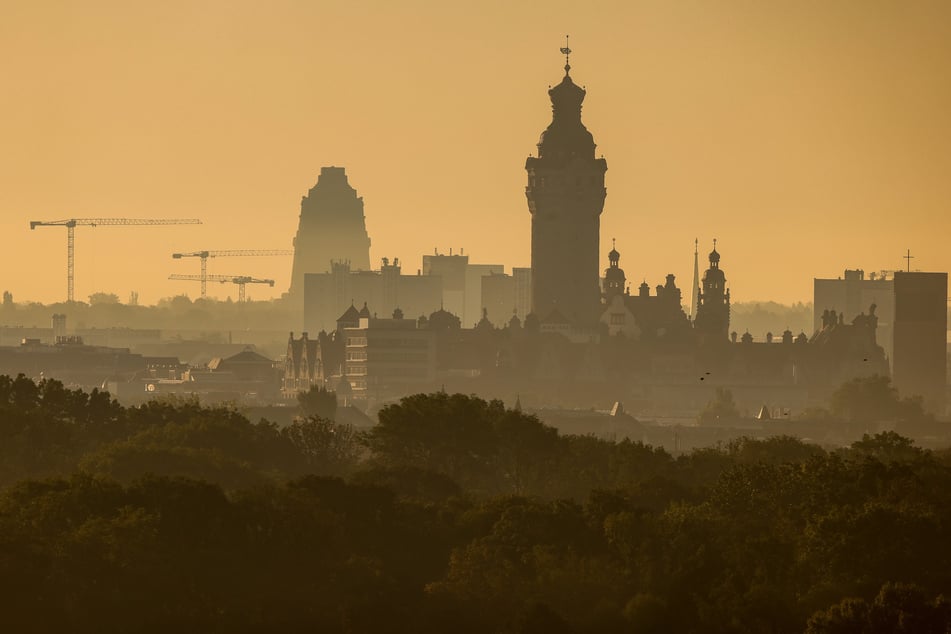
<box><xmin>0</xmin><ymin>374</ymin><xmax>949</xmax><ymax>633</ymax></box>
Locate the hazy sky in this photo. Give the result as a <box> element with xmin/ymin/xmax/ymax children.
<box><xmin>2</xmin><ymin>0</ymin><xmax>950</xmax><ymax>305</ymax></box>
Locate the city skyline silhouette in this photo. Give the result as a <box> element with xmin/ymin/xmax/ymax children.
<box><xmin>2</xmin><ymin>1</ymin><xmax>950</xmax><ymax>304</ymax></box>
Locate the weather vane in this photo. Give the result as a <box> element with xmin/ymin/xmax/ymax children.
<box><xmin>560</xmin><ymin>34</ymin><xmax>572</xmax><ymax>74</ymax></box>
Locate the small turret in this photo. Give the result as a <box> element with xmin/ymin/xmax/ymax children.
<box><xmin>602</xmin><ymin>239</ymin><xmax>626</xmax><ymax>302</ymax></box>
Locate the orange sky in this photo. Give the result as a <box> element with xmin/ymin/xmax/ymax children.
<box><xmin>2</xmin><ymin>0</ymin><xmax>950</xmax><ymax>305</ymax></box>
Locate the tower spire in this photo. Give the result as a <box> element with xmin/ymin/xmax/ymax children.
<box><xmin>691</xmin><ymin>238</ymin><xmax>700</xmax><ymax>320</ymax></box>
<box><xmin>560</xmin><ymin>34</ymin><xmax>572</xmax><ymax>75</ymax></box>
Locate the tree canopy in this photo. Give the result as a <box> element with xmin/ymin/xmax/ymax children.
<box><xmin>0</xmin><ymin>375</ymin><xmax>949</xmax><ymax>632</ymax></box>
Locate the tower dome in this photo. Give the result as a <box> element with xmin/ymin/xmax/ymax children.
<box><xmin>608</xmin><ymin>238</ymin><xmax>620</xmax><ymax>266</ymax></box>
<box><xmin>536</xmin><ymin>73</ymin><xmax>596</xmax><ymax>162</ymax></box>
<box><xmin>548</xmin><ymin>73</ymin><xmax>587</xmax><ymax>115</ymax></box>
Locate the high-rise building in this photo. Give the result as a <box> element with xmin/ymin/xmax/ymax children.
<box><xmin>303</xmin><ymin>259</ymin><xmax>441</xmax><ymax>333</ymax></box>
<box><xmin>892</xmin><ymin>271</ymin><xmax>947</xmax><ymax>414</ymax></box>
<box><xmin>525</xmin><ymin>52</ymin><xmax>607</xmax><ymax>327</ymax></box>
<box><xmin>422</xmin><ymin>252</ymin><xmax>502</xmax><ymax>327</ymax></box>
<box><xmin>289</xmin><ymin>167</ymin><xmax>372</xmax><ymax>296</ymax></box>
<box><xmin>480</xmin><ymin>267</ymin><xmax>534</xmax><ymax>327</ymax></box>
<box><xmin>513</xmin><ymin>267</ymin><xmax>532</xmax><ymax>321</ymax></box>
<box><xmin>481</xmin><ymin>273</ymin><xmax>516</xmax><ymax>327</ymax></box>
<box><xmin>422</xmin><ymin>252</ymin><xmax>468</xmax><ymax>318</ymax></box>
<box><xmin>465</xmin><ymin>263</ymin><xmax>504</xmax><ymax>327</ymax></box>
<box><xmin>813</xmin><ymin>269</ymin><xmax>895</xmax><ymax>364</ymax></box>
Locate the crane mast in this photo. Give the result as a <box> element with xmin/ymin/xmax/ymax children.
<box><xmin>171</xmin><ymin>249</ymin><xmax>292</xmax><ymax>298</ymax></box>
<box><xmin>30</xmin><ymin>218</ymin><xmax>201</xmax><ymax>302</ymax></box>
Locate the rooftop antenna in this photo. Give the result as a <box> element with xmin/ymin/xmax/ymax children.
<box><xmin>560</xmin><ymin>34</ymin><xmax>572</xmax><ymax>75</ymax></box>
<box><xmin>904</xmin><ymin>248</ymin><xmax>914</xmax><ymax>272</ymax></box>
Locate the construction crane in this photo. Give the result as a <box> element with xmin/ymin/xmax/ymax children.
<box><xmin>30</xmin><ymin>218</ymin><xmax>202</xmax><ymax>302</ymax></box>
<box><xmin>171</xmin><ymin>249</ymin><xmax>293</xmax><ymax>298</ymax></box>
<box><xmin>168</xmin><ymin>274</ymin><xmax>274</xmax><ymax>302</ymax></box>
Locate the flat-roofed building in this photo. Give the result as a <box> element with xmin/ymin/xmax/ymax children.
<box><xmin>481</xmin><ymin>273</ymin><xmax>516</xmax><ymax>327</ymax></box>
<box><xmin>464</xmin><ymin>263</ymin><xmax>503</xmax><ymax>327</ymax></box>
<box><xmin>304</xmin><ymin>259</ymin><xmax>441</xmax><ymax>333</ymax></box>
<box><xmin>343</xmin><ymin>315</ymin><xmax>436</xmax><ymax>403</ymax></box>
<box><xmin>893</xmin><ymin>271</ymin><xmax>948</xmax><ymax>414</ymax></box>
<box><xmin>513</xmin><ymin>267</ymin><xmax>532</xmax><ymax>321</ymax></box>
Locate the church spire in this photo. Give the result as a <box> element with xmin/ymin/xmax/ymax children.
<box><xmin>690</xmin><ymin>238</ymin><xmax>700</xmax><ymax>321</ymax></box>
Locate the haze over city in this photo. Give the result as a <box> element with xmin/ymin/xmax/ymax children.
<box><xmin>3</xmin><ymin>0</ymin><xmax>951</xmax><ymax>304</ymax></box>
<box><xmin>4</xmin><ymin>3</ymin><xmax>951</xmax><ymax>632</ymax></box>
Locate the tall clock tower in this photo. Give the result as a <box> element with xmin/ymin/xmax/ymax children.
<box><xmin>525</xmin><ymin>44</ymin><xmax>608</xmax><ymax>327</ymax></box>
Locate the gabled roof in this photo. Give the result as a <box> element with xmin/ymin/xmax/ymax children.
<box><xmin>210</xmin><ymin>348</ymin><xmax>274</xmax><ymax>369</ymax></box>
<box><xmin>338</xmin><ymin>304</ymin><xmax>361</xmax><ymax>322</ymax></box>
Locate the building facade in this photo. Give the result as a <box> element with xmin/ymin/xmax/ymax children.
<box><xmin>343</xmin><ymin>315</ymin><xmax>436</xmax><ymax>402</ymax></box>
<box><xmin>599</xmin><ymin>243</ymin><xmax>690</xmax><ymax>341</ymax></box>
<box><xmin>892</xmin><ymin>271</ymin><xmax>948</xmax><ymax>414</ymax></box>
